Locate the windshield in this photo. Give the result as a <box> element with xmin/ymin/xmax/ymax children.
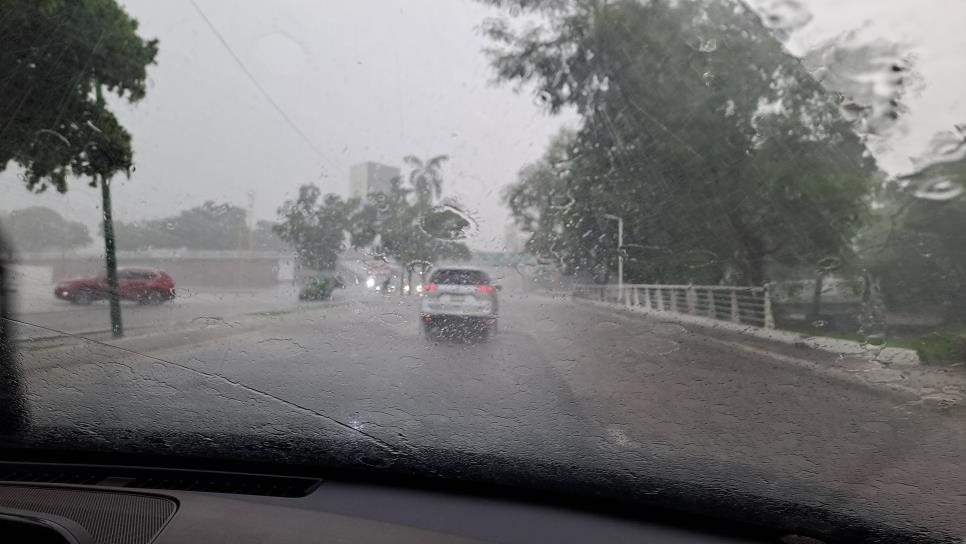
<box><xmin>2</xmin><ymin>0</ymin><xmax>965</xmax><ymax>541</ymax></box>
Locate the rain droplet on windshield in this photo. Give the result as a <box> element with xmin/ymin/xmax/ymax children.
<box><xmin>913</xmin><ymin>178</ymin><xmax>964</xmax><ymax>201</ymax></box>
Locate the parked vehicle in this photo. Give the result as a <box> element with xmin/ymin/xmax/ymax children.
<box><xmin>420</xmin><ymin>267</ymin><xmax>500</xmax><ymax>340</ymax></box>
<box><xmin>54</xmin><ymin>267</ymin><xmax>176</xmax><ymax>305</ymax></box>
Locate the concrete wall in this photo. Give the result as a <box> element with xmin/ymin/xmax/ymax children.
<box><xmin>18</xmin><ymin>251</ymin><xmax>293</xmax><ymax>289</ymax></box>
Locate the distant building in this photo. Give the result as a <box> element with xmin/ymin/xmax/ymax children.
<box><xmin>349</xmin><ymin>162</ymin><xmax>400</xmax><ymax>200</ymax></box>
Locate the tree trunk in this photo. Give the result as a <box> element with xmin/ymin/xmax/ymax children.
<box><xmin>729</xmin><ymin>212</ymin><xmax>767</xmax><ymax>286</ymax></box>
<box><xmin>809</xmin><ymin>271</ymin><xmax>826</xmax><ymax>322</ymax></box>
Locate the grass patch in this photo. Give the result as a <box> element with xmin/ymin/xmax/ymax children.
<box><xmin>779</xmin><ymin>321</ymin><xmax>966</xmax><ymax>366</ymax></box>
<box><xmin>902</xmin><ymin>328</ymin><xmax>966</xmax><ymax>366</ymax></box>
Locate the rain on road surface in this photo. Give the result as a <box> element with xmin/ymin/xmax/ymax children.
<box><xmin>18</xmin><ymin>287</ymin><xmax>966</xmax><ymax>534</ymax></box>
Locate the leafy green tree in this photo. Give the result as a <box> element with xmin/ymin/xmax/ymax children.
<box><xmin>2</xmin><ymin>207</ymin><xmax>92</xmax><ymax>253</ymax></box>
<box><xmin>350</xmin><ymin>165</ymin><xmax>471</xmax><ymax>276</ymax></box>
<box><xmin>275</xmin><ymin>186</ymin><xmax>359</xmax><ymax>271</ymax></box>
<box><xmin>0</xmin><ymin>0</ymin><xmax>158</xmax><ymax>191</ymax></box>
<box><xmin>859</xmin><ymin>129</ymin><xmax>966</xmax><ymax>321</ymax></box>
<box><xmin>276</xmin><ymin>157</ymin><xmax>471</xmax><ymax>280</ymax></box>
<box><xmin>114</xmin><ymin>201</ymin><xmax>250</xmax><ymax>251</ymax></box>
<box><xmin>171</xmin><ymin>201</ymin><xmax>249</xmax><ymax>250</ymax></box>
<box><xmin>404</xmin><ymin>155</ymin><xmax>449</xmax><ymax>209</ymax></box>
<box><xmin>486</xmin><ymin>0</ymin><xmax>876</xmax><ymax>285</ymax></box>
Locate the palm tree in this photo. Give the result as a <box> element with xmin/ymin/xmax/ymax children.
<box><xmin>404</xmin><ymin>154</ymin><xmax>449</xmax><ymax>208</ymax></box>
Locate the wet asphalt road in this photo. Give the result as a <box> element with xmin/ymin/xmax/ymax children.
<box><xmin>9</xmin><ymin>284</ymin><xmax>303</xmax><ymax>340</ymax></box>
<box><xmin>17</xmin><ymin>288</ymin><xmax>966</xmax><ymax>537</ymax></box>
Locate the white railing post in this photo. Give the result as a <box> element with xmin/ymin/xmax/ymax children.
<box><xmin>763</xmin><ymin>283</ymin><xmax>775</xmax><ymax>329</ymax></box>
<box><xmin>730</xmin><ymin>290</ymin><xmax>740</xmax><ymax>323</ymax></box>
<box><xmin>686</xmin><ymin>285</ymin><xmax>696</xmax><ymax>315</ymax></box>
<box><xmin>644</xmin><ymin>287</ymin><xmax>652</xmax><ymax>309</ymax></box>
<box><xmin>670</xmin><ymin>287</ymin><xmax>679</xmax><ymax>313</ymax></box>
<box><xmin>655</xmin><ymin>287</ymin><xmax>664</xmax><ymax>311</ymax></box>
<box><xmin>632</xmin><ymin>286</ymin><xmax>640</xmax><ymax>306</ymax></box>
<box><xmin>707</xmin><ymin>289</ymin><xmax>717</xmax><ymax>318</ymax></box>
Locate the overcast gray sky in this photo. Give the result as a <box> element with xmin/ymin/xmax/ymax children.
<box><xmin>2</xmin><ymin>0</ymin><xmax>964</xmax><ymax>250</ymax></box>
<box><xmin>3</xmin><ymin>0</ymin><xmax>573</xmax><ymax>250</ymax></box>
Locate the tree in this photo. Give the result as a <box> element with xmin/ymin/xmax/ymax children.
<box><xmin>0</xmin><ymin>0</ymin><xmax>158</xmax><ymax>192</ymax></box>
<box><xmin>484</xmin><ymin>0</ymin><xmax>876</xmax><ymax>285</ymax></box>
<box><xmin>859</xmin><ymin>127</ymin><xmax>966</xmax><ymax>321</ymax></box>
<box><xmin>113</xmin><ymin>201</ymin><xmax>250</xmax><ymax>251</ymax></box>
<box><xmin>350</xmin><ymin>162</ymin><xmax>472</xmax><ymax>274</ymax></box>
<box><xmin>275</xmin><ymin>186</ymin><xmax>359</xmax><ymax>271</ymax></box>
<box><xmin>2</xmin><ymin>207</ymin><xmax>92</xmax><ymax>253</ymax></box>
<box><xmin>404</xmin><ymin>155</ymin><xmax>449</xmax><ymax>209</ymax></box>
<box><xmin>275</xmin><ymin>157</ymin><xmax>471</xmax><ymax>281</ymax></box>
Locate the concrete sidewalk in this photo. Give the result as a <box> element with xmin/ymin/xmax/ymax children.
<box><xmin>575</xmin><ymin>297</ymin><xmax>966</xmax><ymax>410</ymax></box>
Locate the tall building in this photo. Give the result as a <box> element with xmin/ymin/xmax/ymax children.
<box><xmin>349</xmin><ymin>162</ymin><xmax>400</xmax><ymax>199</ymax></box>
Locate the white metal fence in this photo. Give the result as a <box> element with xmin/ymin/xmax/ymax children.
<box><xmin>574</xmin><ymin>284</ymin><xmax>775</xmax><ymax>329</ymax></box>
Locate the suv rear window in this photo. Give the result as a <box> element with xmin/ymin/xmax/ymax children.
<box><xmin>429</xmin><ymin>269</ymin><xmax>489</xmax><ymax>285</ymax></box>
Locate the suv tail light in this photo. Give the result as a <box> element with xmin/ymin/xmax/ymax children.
<box><xmin>478</xmin><ymin>285</ymin><xmax>495</xmax><ymax>294</ymax></box>
<box><xmin>425</xmin><ymin>283</ymin><xmax>438</xmax><ymax>292</ymax></box>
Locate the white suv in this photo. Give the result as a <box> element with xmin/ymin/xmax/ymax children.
<box><xmin>420</xmin><ymin>267</ymin><xmax>499</xmax><ymax>340</ymax></box>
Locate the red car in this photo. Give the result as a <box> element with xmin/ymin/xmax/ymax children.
<box><xmin>54</xmin><ymin>267</ymin><xmax>176</xmax><ymax>305</ymax></box>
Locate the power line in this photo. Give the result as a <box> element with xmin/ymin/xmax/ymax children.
<box><xmin>188</xmin><ymin>0</ymin><xmax>332</xmax><ymax>167</ymax></box>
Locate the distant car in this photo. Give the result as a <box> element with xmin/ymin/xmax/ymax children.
<box><xmin>420</xmin><ymin>267</ymin><xmax>499</xmax><ymax>340</ymax></box>
<box><xmin>54</xmin><ymin>267</ymin><xmax>176</xmax><ymax>305</ymax></box>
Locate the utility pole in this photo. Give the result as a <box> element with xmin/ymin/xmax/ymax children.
<box><xmin>604</xmin><ymin>214</ymin><xmax>624</xmax><ymax>302</ymax></box>
<box><xmin>96</xmin><ymin>84</ymin><xmax>122</xmax><ymax>338</ymax></box>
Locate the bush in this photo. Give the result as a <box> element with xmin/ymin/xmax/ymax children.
<box><xmin>299</xmin><ymin>278</ymin><xmax>333</xmax><ymax>301</ymax></box>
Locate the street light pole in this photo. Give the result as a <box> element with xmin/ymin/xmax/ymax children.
<box><xmin>604</xmin><ymin>214</ymin><xmax>623</xmax><ymax>302</ymax></box>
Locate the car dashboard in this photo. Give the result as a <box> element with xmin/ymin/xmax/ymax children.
<box><xmin>0</xmin><ymin>462</ymin><xmax>770</xmax><ymax>544</ymax></box>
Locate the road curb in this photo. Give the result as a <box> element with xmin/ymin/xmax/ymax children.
<box><xmin>12</xmin><ymin>325</ymin><xmax>157</xmax><ymax>347</ymax></box>
<box><xmin>15</xmin><ymin>298</ymin><xmax>351</xmax><ymax>357</ymax></box>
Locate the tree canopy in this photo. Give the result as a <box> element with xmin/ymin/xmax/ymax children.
<box><xmin>114</xmin><ymin>201</ymin><xmax>257</xmax><ymax>251</ymax></box>
<box><xmin>484</xmin><ymin>0</ymin><xmax>877</xmax><ymax>285</ymax></box>
<box><xmin>858</xmin><ymin>128</ymin><xmax>966</xmax><ymax>320</ymax></box>
<box><xmin>275</xmin><ymin>155</ymin><xmax>471</xmax><ymax>274</ymax></box>
<box><xmin>0</xmin><ymin>0</ymin><xmax>158</xmax><ymax>192</ymax></box>
<box><xmin>1</xmin><ymin>206</ymin><xmax>92</xmax><ymax>253</ymax></box>
<box><xmin>275</xmin><ymin>187</ymin><xmax>359</xmax><ymax>271</ymax></box>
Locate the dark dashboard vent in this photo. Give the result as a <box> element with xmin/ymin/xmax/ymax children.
<box><xmin>0</xmin><ymin>464</ymin><xmax>319</xmax><ymax>498</ymax></box>
<box><xmin>0</xmin><ymin>468</ymin><xmax>103</xmax><ymax>486</ymax></box>
<box><xmin>125</xmin><ymin>473</ymin><xmax>317</xmax><ymax>497</ymax></box>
